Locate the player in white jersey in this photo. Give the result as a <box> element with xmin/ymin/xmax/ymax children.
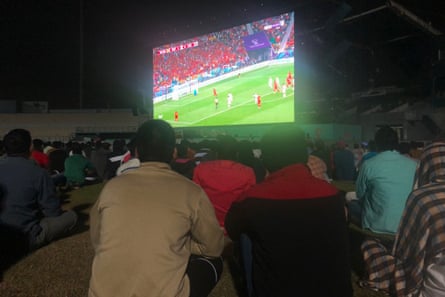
<box><xmin>227</xmin><ymin>93</ymin><xmax>233</xmax><ymax>108</ymax></box>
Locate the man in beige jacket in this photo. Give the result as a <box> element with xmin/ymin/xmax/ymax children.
<box><xmin>89</xmin><ymin>119</ymin><xmax>224</xmax><ymax>297</ymax></box>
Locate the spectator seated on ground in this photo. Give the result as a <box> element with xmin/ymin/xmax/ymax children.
<box><xmin>114</xmin><ymin>138</ymin><xmax>140</xmax><ymax>177</ymax></box>
<box><xmin>237</xmin><ymin>140</ymin><xmax>267</xmax><ymax>183</ymax></box>
<box><xmin>46</xmin><ymin>141</ymin><xmax>68</xmax><ymax>187</ymax></box>
<box><xmin>349</xmin><ymin>126</ymin><xmax>417</xmax><ymax>235</ymax></box>
<box><xmin>64</xmin><ymin>142</ymin><xmax>97</xmax><ymax>188</ymax></box>
<box><xmin>31</xmin><ymin>138</ymin><xmax>49</xmax><ymax>168</ymax></box>
<box><xmin>360</xmin><ymin>140</ymin><xmax>445</xmax><ymax>296</ymax></box>
<box><xmin>171</xmin><ymin>140</ymin><xmax>196</xmax><ymax>180</ymax></box>
<box><xmin>333</xmin><ymin>141</ymin><xmax>356</xmax><ymax>181</ymax></box>
<box><xmin>311</xmin><ymin>138</ymin><xmax>332</xmax><ymax>178</ymax></box>
<box><xmin>225</xmin><ymin>124</ymin><xmax>353</xmax><ymax>297</ymax></box>
<box><xmin>90</xmin><ymin>140</ymin><xmax>110</xmax><ymax>180</ymax></box>
<box><xmin>0</xmin><ymin>129</ymin><xmax>77</xmax><ymax>252</ymax></box>
<box><xmin>104</xmin><ymin>139</ymin><xmax>127</xmax><ymax>180</ymax></box>
<box><xmin>89</xmin><ymin>119</ymin><xmax>224</xmax><ymax>297</ymax></box>
<box><xmin>193</xmin><ymin>139</ymin><xmax>218</xmax><ymax>164</ymax></box>
<box><xmin>352</xmin><ymin>143</ymin><xmax>364</xmax><ymax>170</ymax></box>
<box><xmin>357</xmin><ymin>140</ymin><xmax>378</xmax><ymax>172</ymax></box>
<box><xmin>0</xmin><ymin>184</ymin><xmax>28</xmax><ymax>279</ymax></box>
<box><xmin>307</xmin><ymin>154</ymin><xmax>329</xmax><ymax>181</ymax></box>
<box><xmin>193</xmin><ymin>135</ymin><xmax>256</xmax><ymax>234</ymax></box>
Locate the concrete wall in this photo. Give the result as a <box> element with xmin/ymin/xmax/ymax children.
<box><xmin>359</xmin><ymin>103</ymin><xmax>441</xmax><ymax>143</ymax></box>
<box><xmin>0</xmin><ymin>111</ymin><xmax>146</xmax><ymax>141</ymax></box>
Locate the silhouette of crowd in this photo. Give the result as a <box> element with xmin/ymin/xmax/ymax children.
<box><xmin>1</xmin><ymin>122</ymin><xmax>444</xmax><ymax>297</ymax></box>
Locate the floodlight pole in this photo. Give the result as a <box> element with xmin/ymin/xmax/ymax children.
<box><xmin>79</xmin><ymin>0</ymin><xmax>84</xmax><ymax>109</ymax></box>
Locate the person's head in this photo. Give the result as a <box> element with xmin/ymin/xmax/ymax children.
<box><xmin>336</xmin><ymin>140</ymin><xmax>346</xmax><ymax>150</ymax></box>
<box><xmin>414</xmin><ymin>142</ymin><xmax>445</xmax><ymax>188</ymax></box>
<box><xmin>32</xmin><ymin>139</ymin><xmax>44</xmax><ymax>152</ymax></box>
<box><xmin>71</xmin><ymin>142</ymin><xmax>83</xmax><ymax>155</ymax></box>
<box><xmin>134</xmin><ymin>119</ymin><xmax>176</xmax><ymax>163</ymax></box>
<box><xmin>3</xmin><ymin>129</ymin><xmax>32</xmax><ymax>157</ymax></box>
<box><xmin>260</xmin><ymin>124</ymin><xmax>308</xmax><ymax>173</ymax></box>
<box><xmin>216</xmin><ymin>134</ymin><xmax>238</xmax><ymax>161</ymax></box>
<box><xmin>374</xmin><ymin>126</ymin><xmax>398</xmax><ymax>152</ymax></box>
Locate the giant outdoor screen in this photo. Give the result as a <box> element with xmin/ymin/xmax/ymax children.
<box><xmin>152</xmin><ymin>11</ymin><xmax>295</xmax><ymax>128</ymax></box>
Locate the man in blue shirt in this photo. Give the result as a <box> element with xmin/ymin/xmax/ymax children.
<box><xmin>351</xmin><ymin>126</ymin><xmax>417</xmax><ymax>234</ymax></box>
<box><xmin>0</xmin><ymin>129</ymin><xmax>77</xmax><ymax>251</ymax></box>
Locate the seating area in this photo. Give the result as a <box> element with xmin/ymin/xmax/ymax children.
<box><xmin>0</xmin><ymin>181</ymin><xmax>387</xmax><ymax>297</ymax></box>
<box><xmin>0</xmin><ymin>111</ymin><xmax>146</xmax><ymax>141</ymax></box>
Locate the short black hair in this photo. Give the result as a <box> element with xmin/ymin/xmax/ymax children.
<box><xmin>3</xmin><ymin>129</ymin><xmax>32</xmax><ymax>156</ymax></box>
<box><xmin>261</xmin><ymin>124</ymin><xmax>308</xmax><ymax>172</ymax></box>
<box><xmin>216</xmin><ymin>135</ymin><xmax>238</xmax><ymax>161</ymax></box>
<box><xmin>135</xmin><ymin>120</ymin><xmax>176</xmax><ymax>163</ymax></box>
<box><xmin>32</xmin><ymin>138</ymin><xmax>44</xmax><ymax>152</ymax></box>
<box><xmin>375</xmin><ymin>126</ymin><xmax>398</xmax><ymax>152</ymax></box>
<box><xmin>71</xmin><ymin>142</ymin><xmax>83</xmax><ymax>155</ymax></box>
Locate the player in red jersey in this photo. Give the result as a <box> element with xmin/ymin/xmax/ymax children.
<box><xmin>286</xmin><ymin>71</ymin><xmax>294</xmax><ymax>88</ymax></box>
<box><xmin>273</xmin><ymin>79</ymin><xmax>279</xmax><ymax>93</ymax></box>
<box><xmin>174</xmin><ymin>111</ymin><xmax>179</xmax><ymax>121</ymax></box>
<box><xmin>257</xmin><ymin>95</ymin><xmax>261</xmax><ymax>109</ymax></box>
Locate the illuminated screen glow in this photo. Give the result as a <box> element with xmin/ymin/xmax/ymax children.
<box><xmin>152</xmin><ymin>11</ymin><xmax>295</xmax><ymax>128</ymax></box>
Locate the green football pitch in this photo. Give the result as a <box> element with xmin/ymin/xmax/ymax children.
<box><xmin>154</xmin><ymin>63</ymin><xmax>295</xmax><ymax>128</ymax></box>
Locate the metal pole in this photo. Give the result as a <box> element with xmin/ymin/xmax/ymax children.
<box><xmin>387</xmin><ymin>0</ymin><xmax>442</xmax><ymax>36</ymax></box>
<box><xmin>79</xmin><ymin>0</ymin><xmax>84</xmax><ymax>109</ymax></box>
<box><xmin>340</xmin><ymin>5</ymin><xmax>387</xmax><ymax>23</ymax></box>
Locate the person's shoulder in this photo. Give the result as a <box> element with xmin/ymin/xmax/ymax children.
<box><xmin>3</xmin><ymin>156</ymin><xmax>39</xmax><ymax>168</ymax></box>
<box><xmin>226</xmin><ymin>159</ymin><xmax>254</xmax><ymax>170</ymax></box>
<box><xmin>378</xmin><ymin>151</ymin><xmax>418</xmax><ymax>165</ymax></box>
<box><xmin>360</xmin><ymin>153</ymin><xmax>383</xmax><ymax>171</ymax></box>
<box><xmin>231</xmin><ymin>161</ymin><xmax>256</xmax><ymax>179</ymax></box>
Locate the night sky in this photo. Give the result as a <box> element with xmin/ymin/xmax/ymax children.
<box><xmin>1</xmin><ymin>0</ymin><xmax>444</xmax><ymax>110</ymax></box>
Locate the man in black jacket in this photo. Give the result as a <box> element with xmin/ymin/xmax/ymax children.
<box><xmin>225</xmin><ymin>124</ymin><xmax>352</xmax><ymax>297</ymax></box>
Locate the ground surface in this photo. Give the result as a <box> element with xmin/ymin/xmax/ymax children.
<box><xmin>0</xmin><ymin>182</ymin><xmax>388</xmax><ymax>297</ymax></box>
